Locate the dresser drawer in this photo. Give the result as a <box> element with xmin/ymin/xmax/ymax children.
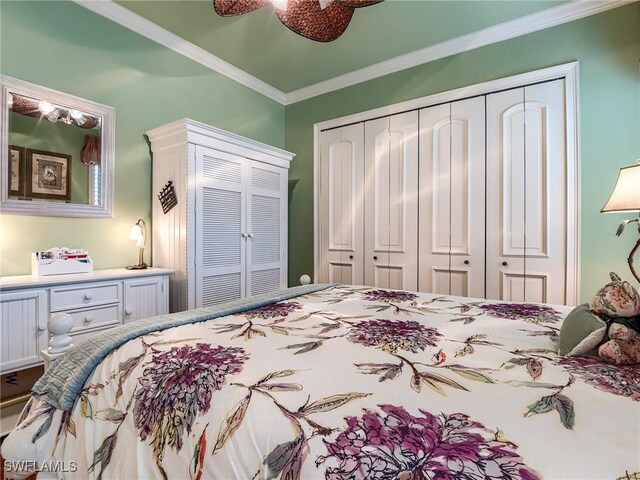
<box><xmin>69</xmin><ymin>325</ymin><xmax>115</xmax><ymax>348</ymax></box>
<box><xmin>68</xmin><ymin>304</ymin><xmax>121</xmax><ymax>334</ymax></box>
<box><xmin>51</xmin><ymin>282</ymin><xmax>121</xmax><ymax>311</ymax></box>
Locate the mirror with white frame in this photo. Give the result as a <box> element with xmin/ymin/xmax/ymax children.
<box><xmin>1</xmin><ymin>75</ymin><xmax>114</xmax><ymax>217</ymax></box>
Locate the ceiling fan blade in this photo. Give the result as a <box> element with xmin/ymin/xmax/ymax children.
<box><xmin>337</xmin><ymin>0</ymin><xmax>383</xmax><ymax>7</ymax></box>
<box><xmin>213</xmin><ymin>0</ymin><xmax>269</xmax><ymax>16</ymax></box>
<box><xmin>10</xmin><ymin>95</ymin><xmax>40</xmax><ymax>117</ymax></box>
<box><xmin>276</xmin><ymin>0</ymin><xmax>353</xmax><ymax>42</ymax></box>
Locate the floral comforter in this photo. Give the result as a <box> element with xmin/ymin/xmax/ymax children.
<box><xmin>3</xmin><ymin>286</ymin><xmax>639</xmax><ymax>479</ymax></box>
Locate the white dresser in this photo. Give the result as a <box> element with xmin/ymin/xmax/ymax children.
<box><xmin>0</xmin><ymin>268</ymin><xmax>173</xmax><ymax>374</ymax></box>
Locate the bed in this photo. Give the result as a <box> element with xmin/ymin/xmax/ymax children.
<box><xmin>2</xmin><ymin>284</ymin><xmax>639</xmax><ymax>479</ymax></box>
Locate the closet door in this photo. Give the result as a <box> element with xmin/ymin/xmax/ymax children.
<box><xmin>195</xmin><ymin>146</ymin><xmax>246</xmax><ymax>307</ymax></box>
<box><xmin>418</xmin><ymin>97</ymin><xmax>485</xmax><ymax>298</ymax></box>
<box><xmin>246</xmin><ymin>160</ymin><xmax>287</xmax><ymax>296</ymax></box>
<box><xmin>486</xmin><ymin>80</ymin><xmax>567</xmax><ymax>304</ymax></box>
<box><xmin>364</xmin><ymin>111</ymin><xmax>419</xmax><ymax>290</ymax></box>
<box><xmin>319</xmin><ymin>124</ymin><xmax>364</xmax><ymax>285</ymax></box>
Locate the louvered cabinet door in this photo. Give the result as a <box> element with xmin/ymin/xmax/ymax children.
<box><xmin>246</xmin><ymin>160</ymin><xmax>287</xmax><ymax>296</ymax></box>
<box><xmin>195</xmin><ymin>146</ymin><xmax>246</xmax><ymax>307</ymax></box>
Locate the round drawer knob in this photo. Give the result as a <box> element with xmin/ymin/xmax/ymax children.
<box><xmin>373</xmin><ymin>256</ymin><xmax>378</xmax><ymax>260</ymax></box>
<box><xmin>125</xmin><ymin>308</ymin><xmax>133</xmax><ymax>315</ymax></box>
<box><xmin>84</xmin><ymin>293</ymin><xmax>93</xmax><ymax>300</ymax></box>
<box><xmin>349</xmin><ymin>255</ymin><xmax>354</xmax><ymax>260</ymax></box>
<box><xmin>502</xmin><ymin>261</ymin><xmax>508</xmax><ymax>266</ymax></box>
<box><xmin>464</xmin><ymin>260</ymin><xmax>470</xmax><ymax>265</ymax></box>
<box><xmin>38</xmin><ymin>323</ymin><xmax>47</xmax><ymax>332</ymax></box>
<box><xmin>84</xmin><ymin>315</ymin><xmax>94</xmax><ymax>323</ymax></box>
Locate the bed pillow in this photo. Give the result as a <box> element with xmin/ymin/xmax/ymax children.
<box><xmin>559</xmin><ymin>304</ymin><xmax>607</xmax><ymax>356</ymax></box>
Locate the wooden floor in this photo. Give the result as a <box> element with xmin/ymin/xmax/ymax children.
<box><xmin>0</xmin><ymin>443</ymin><xmax>37</xmax><ymax>480</ymax></box>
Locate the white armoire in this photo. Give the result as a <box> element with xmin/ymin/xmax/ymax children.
<box><xmin>147</xmin><ymin>119</ymin><xmax>294</xmax><ymax>312</ymax></box>
<box><xmin>317</xmin><ymin>67</ymin><xmax>578</xmax><ymax>306</ymax></box>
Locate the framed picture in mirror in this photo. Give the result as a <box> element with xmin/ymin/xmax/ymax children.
<box><xmin>8</xmin><ymin>145</ymin><xmax>25</xmax><ymax>196</ymax></box>
<box><xmin>26</xmin><ymin>149</ymin><xmax>71</xmax><ymax>201</ymax></box>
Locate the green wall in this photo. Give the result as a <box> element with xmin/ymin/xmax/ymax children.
<box><xmin>1</xmin><ymin>1</ymin><xmax>638</xmax><ymax>304</ymax></box>
<box><xmin>285</xmin><ymin>3</ymin><xmax>640</xmax><ymax>302</ymax></box>
<box><xmin>9</xmin><ymin>111</ymin><xmax>97</xmax><ymax>204</ymax></box>
<box><xmin>0</xmin><ymin>0</ymin><xmax>285</xmax><ymax>276</ymax></box>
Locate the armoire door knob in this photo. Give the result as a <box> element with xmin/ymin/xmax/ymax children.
<box><xmin>502</xmin><ymin>261</ymin><xmax>508</xmax><ymax>266</ymax></box>
<box><xmin>349</xmin><ymin>255</ymin><xmax>353</xmax><ymax>260</ymax></box>
<box><xmin>373</xmin><ymin>256</ymin><xmax>378</xmax><ymax>260</ymax></box>
<box><xmin>464</xmin><ymin>260</ymin><xmax>469</xmax><ymax>265</ymax></box>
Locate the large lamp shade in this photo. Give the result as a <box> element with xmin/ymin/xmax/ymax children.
<box><xmin>601</xmin><ymin>164</ymin><xmax>640</xmax><ymax>213</ymax></box>
<box><xmin>601</xmin><ymin>162</ymin><xmax>640</xmax><ymax>284</ymax></box>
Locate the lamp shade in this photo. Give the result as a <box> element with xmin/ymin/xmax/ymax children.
<box><xmin>601</xmin><ymin>164</ymin><xmax>640</xmax><ymax>213</ymax></box>
<box><xmin>129</xmin><ymin>219</ymin><xmax>146</xmax><ymax>248</ymax></box>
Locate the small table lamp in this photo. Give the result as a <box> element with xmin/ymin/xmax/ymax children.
<box><xmin>601</xmin><ymin>160</ymin><xmax>640</xmax><ymax>283</ymax></box>
<box><xmin>126</xmin><ymin>218</ymin><xmax>148</xmax><ymax>270</ymax></box>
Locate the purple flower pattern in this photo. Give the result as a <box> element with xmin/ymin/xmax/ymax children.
<box><xmin>134</xmin><ymin>343</ymin><xmax>247</xmax><ymax>462</ymax></box>
<box><xmin>348</xmin><ymin>319</ymin><xmax>441</xmax><ymax>353</ymax></box>
<box><xmin>20</xmin><ymin>286</ymin><xmax>639</xmax><ymax>480</ymax></box>
<box><xmin>557</xmin><ymin>356</ymin><xmax>640</xmax><ymax>401</ymax></box>
<box><xmin>478</xmin><ymin>303</ymin><xmax>562</xmax><ymax>324</ymax></box>
<box><xmin>244</xmin><ymin>301</ymin><xmax>303</xmax><ymax>320</ymax></box>
<box><xmin>318</xmin><ymin>404</ymin><xmax>540</xmax><ymax>480</ymax></box>
<box><xmin>361</xmin><ymin>289</ymin><xmax>418</xmax><ymax>303</ymax></box>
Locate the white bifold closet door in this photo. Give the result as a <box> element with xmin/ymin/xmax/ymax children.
<box><xmin>364</xmin><ymin>111</ymin><xmax>419</xmax><ymax>291</ymax></box>
<box><xmin>318</xmin><ymin>124</ymin><xmax>365</xmax><ymax>285</ymax></box>
<box><xmin>418</xmin><ymin>97</ymin><xmax>485</xmax><ymax>298</ymax></box>
<box><xmin>194</xmin><ymin>146</ymin><xmax>286</xmax><ymax>307</ymax></box>
<box><xmin>486</xmin><ymin>80</ymin><xmax>567</xmax><ymax>304</ymax></box>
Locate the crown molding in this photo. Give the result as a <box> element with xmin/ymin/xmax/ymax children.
<box><xmin>71</xmin><ymin>0</ymin><xmax>286</xmax><ymax>104</ymax></box>
<box><xmin>284</xmin><ymin>0</ymin><xmax>636</xmax><ymax>105</ymax></box>
<box><xmin>72</xmin><ymin>0</ymin><xmax>634</xmax><ymax>106</ymax></box>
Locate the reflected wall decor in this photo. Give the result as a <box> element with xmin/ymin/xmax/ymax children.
<box><xmin>8</xmin><ymin>145</ymin><xmax>25</xmax><ymax>196</ymax></box>
<box><xmin>25</xmin><ymin>149</ymin><xmax>71</xmax><ymax>201</ymax></box>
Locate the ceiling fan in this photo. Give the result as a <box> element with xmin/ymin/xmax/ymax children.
<box><xmin>213</xmin><ymin>0</ymin><xmax>384</xmax><ymax>42</ymax></box>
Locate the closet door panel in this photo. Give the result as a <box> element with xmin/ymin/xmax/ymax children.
<box><xmin>430</xmin><ymin>266</ymin><xmax>473</xmax><ymax>297</ymax></box>
<box><xmin>521</xmin><ymin>80</ymin><xmax>566</xmax><ymax>304</ymax></box>
<box><xmin>364</xmin><ymin>112</ymin><xmax>418</xmax><ymax>290</ymax></box>
<box><xmin>195</xmin><ymin>146</ymin><xmax>246</xmax><ymax>307</ymax></box>
<box><xmin>450</xmin><ymin>98</ymin><xmax>485</xmax><ymax>297</ymax></box>
<box><xmin>486</xmin><ymin>80</ymin><xmax>566</xmax><ymax>304</ymax></box>
<box><xmin>486</xmin><ymin>89</ymin><xmax>520</xmax><ymax>301</ymax></box>
<box><xmin>418</xmin><ymin>97</ymin><xmax>484</xmax><ymax>297</ymax></box>
<box><xmin>486</xmin><ymin>88</ymin><xmax>527</xmax><ymax>302</ymax></box>
<box><xmin>418</xmin><ymin>104</ymin><xmax>451</xmax><ymax>295</ymax></box>
<box><xmin>319</xmin><ymin>125</ymin><xmax>364</xmax><ymax>285</ymax></box>
<box><xmin>247</xmin><ymin>160</ymin><xmax>286</xmax><ymax>297</ymax></box>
